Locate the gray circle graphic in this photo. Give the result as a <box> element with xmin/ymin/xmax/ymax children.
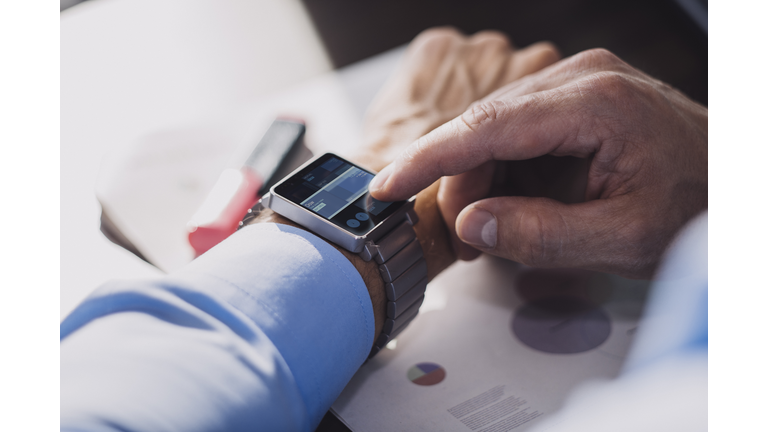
<box><xmin>512</xmin><ymin>298</ymin><xmax>611</xmax><ymax>354</ymax></box>
<box><xmin>346</xmin><ymin>219</ymin><xmax>361</xmax><ymax>228</ymax></box>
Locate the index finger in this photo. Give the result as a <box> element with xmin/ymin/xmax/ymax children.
<box><xmin>369</xmin><ymin>83</ymin><xmax>604</xmax><ymax>201</ymax></box>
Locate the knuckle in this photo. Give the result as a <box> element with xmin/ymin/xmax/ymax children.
<box><xmin>515</xmin><ymin>210</ymin><xmax>552</xmax><ymax>267</ymax></box>
<box><xmin>460</xmin><ymin>101</ymin><xmax>501</xmax><ymax>132</ymax></box>
<box><xmin>403</xmin><ymin>129</ymin><xmax>449</xmax><ymax>175</ymax></box>
<box><xmin>577</xmin><ymin>48</ymin><xmax>622</xmax><ymax>67</ymax></box>
<box><xmin>531</xmin><ymin>41</ymin><xmax>562</xmax><ymax>63</ymax></box>
<box><xmin>403</xmin><ymin>134</ymin><xmax>430</xmax><ymax>164</ymax></box>
<box><xmin>413</xmin><ymin>27</ymin><xmax>463</xmax><ymax>49</ymax></box>
<box><xmin>582</xmin><ymin>71</ymin><xmax>637</xmax><ymax>106</ymax></box>
<box><xmin>471</xmin><ymin>30</ymin><xmax>512</xmax><ymax>49</ymax></box>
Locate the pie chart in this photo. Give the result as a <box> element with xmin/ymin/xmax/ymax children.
<box><xmin>407</xmin><ymin>362</ymin><xmax>446</xmax><ymax>386</ymax></box>
<box><xmin>512</xmin><ymin>298</ymin><xmax>611</xmax><ymax>354</ymax></box>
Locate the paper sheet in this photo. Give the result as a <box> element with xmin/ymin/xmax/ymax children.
<box><xmin>332</xmin><ymin>255</ymin><xmax>650</xmax><ymax>432</ymax></box>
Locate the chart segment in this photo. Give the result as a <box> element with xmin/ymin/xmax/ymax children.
<box><xmin>512</xmin><ymin>298</ymin><xmax>611</xmax><ymax>354</ymax></box>
<box><xmin>407</xmin><ymin>363</ymin><xmax>446</xmax><ymax>386</ymax></box>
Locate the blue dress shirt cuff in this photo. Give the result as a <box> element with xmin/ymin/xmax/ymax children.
<box><xmin>170</xmin><ymin>223</ymin><xmax>375</xmax><ymax>426</ymax></box>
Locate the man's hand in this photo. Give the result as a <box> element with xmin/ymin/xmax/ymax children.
<box><xmin>370</xmin><ymin>48</ymin><xmax>708</xmax><ymax>279</ymax></box>
<box><xmin>349</xmin><ymin>27</ymin><xmax>561</xmax><ymax>281</ymax></box>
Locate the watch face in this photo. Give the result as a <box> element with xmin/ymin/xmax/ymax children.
<box><xmin>273</xmin><ymin>153</ymin><xmax>407</xmax><ymax>235</ymax></box>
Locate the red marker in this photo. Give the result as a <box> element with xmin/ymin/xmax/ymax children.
<box><xmin>187</xmin><ymin>118</ymin><xmax>306</xmax><ymax>256</ymax></box>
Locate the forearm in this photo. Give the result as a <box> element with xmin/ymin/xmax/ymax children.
<box><xmin>62</xmin><ymin>224</ymin><xmax>377</xmax><ymax>431</ymax></box>
<box><xmin>61</xmin><ymin>283</ymin><xmax>311</xmax><ymax>432</ymax></box>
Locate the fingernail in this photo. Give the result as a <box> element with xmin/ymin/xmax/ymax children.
<box><xmin>459</xmin><ymin>208</ymin><xmax>497</xmax><ymax>248</ymax></box>
<box><xmin>369</xmin><ymin>164</ymin><xmax>392</xmax><ymax>193</ymax></box>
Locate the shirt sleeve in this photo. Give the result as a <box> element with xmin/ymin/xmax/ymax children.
<box><xmin>60</xmin><ymin>223</ymin><xmax>375</xmax><ymax>432</ymax></box>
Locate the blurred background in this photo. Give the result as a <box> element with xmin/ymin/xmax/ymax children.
<box><xmin>301</xmin><ymin>0</ymin><xmax>707</xmax><ymax>104</ymax></box>
<box><xmin>63</xmin><ymin>0</ymin><xmax>707</xmax><ymax>103</ymax></box>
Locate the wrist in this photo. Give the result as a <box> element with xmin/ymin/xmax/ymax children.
<box><xmin>411</xmin><ymin>180</ymin><xmax>456</xmax><ymax>281</ymax></box>
<box><xmin>243</xmin><ymin>208</ymin><xmax>387</xmax><ymax>344</ymax></box>
<box><xmin>241</xmin><ymin>178</ymin><xmax>456</xmax><ymax>349</ymax></box>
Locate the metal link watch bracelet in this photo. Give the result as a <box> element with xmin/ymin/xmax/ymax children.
<box><xmin>358</xmin><ymin>208</ymin><xmax>426</xmax><ymax>359</ymax></box>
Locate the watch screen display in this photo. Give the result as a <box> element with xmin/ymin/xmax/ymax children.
<box><xmin>274</xmin><ymin>153</ymin><xmax>407</xmax><ymax>235</ymax></box>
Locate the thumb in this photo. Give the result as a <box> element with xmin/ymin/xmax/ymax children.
<box><xmin>455</xmin><ymin>196</ymin><xmax>637</xmax><ymax>273</ymax></box>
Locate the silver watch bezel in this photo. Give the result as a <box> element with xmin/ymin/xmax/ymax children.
<box><xmin>264</xmin><ymin>153</ymin><xmax>415</xmax><ymax>254</ymax></box>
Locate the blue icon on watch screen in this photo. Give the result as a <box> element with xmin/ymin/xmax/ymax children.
<box><xmin>346</xmin><ymin>219</ymin><xmax>361</xmax><ymax>228</ymax></box>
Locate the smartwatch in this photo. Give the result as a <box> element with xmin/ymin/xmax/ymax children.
<box><xmin>246</xmin><ymin>153</ymin><xmax>427</xmax><ymax>359</ymax></box>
